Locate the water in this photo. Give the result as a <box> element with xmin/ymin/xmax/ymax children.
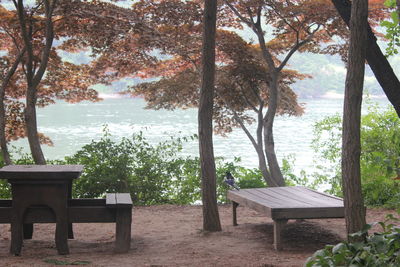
<box><xmin>11</xmin><ymin>96</ymin><xmax>390</xmax><ymax>174</ymax></box>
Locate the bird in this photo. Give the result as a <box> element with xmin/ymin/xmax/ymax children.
<box><xmin>224</xmin><ymin>171</ymin><xmax>240</xmax><ymax>190</ymax></box>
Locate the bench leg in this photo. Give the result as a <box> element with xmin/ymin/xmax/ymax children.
<box><xmin>273</xmin><ymin>219</ymin><xmax>288</xmax><ymax>250</ymax></box>
<box><xmin>10</xmin><ymin>207</ymin><xmax>25</xmax><ymax>256</ymax></box>
<box><xmin>68</xmin><ymin>224</ymin><xmax>74</xmax><ymax>239</ymax></box>
<box><xmin>23</xmin><ymin>224</ymin><xmax>33</xmax><ymax>239</ymax></box>
<box><xmin>115</xmin><ymin>207</ymin><xmax>132</xmax><ymax>253</ymax></box>
<box><xmin>232</xmin><ymin>201</ymin><xmax>239</xmax><ymax>226</ymax></box>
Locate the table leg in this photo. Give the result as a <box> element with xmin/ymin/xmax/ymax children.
<box><xmin>232</xmin><ymin>201</ymin><xmax>239</xmax><ymax>226</ymax></box>
<box><xmin>23</xmin><ymin>224</ymin><xmax>33</xmax><ymax>239</ymax></box>
<box><xmin>67</xmin><ymin>181</ymin><xmax>74</xmax><ymax>239</ymax></box>
<box><xmin>10</xmin><ymin>203</ymin><xmax>27</xmax><ymax>256</ymax></box>
<box><xmin>50</xmin><ymin>201</ymin><xmax>69</xmax><ymax>255</ymax></box>
<box><xmin>115</xmin><ymin>207</ymin><xmax>132</xmax><ymax>253</ymax></box>
<box><xmin>273</xmin><ymin>219</ymin><xmax>288</xmax><ymax>250</ymax></box>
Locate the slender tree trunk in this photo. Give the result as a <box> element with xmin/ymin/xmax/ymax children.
<box><xmin>254</xmin><ymin>28</ymin><xmax>285</xmax><ymax>187</ymax></box>
<box><xmin>224</xmin><ymin>98</ymin><xmax>274</xmax><ymax>186</ymax></box>
<box><xmin>255</xmin><ymin>107</ymin><xmax>274</xmax><ymax>186</ymax></box>
<box><xmin>332</xmin><ymin>0</ymin><xmax>400</xmax><ymax>117</ymax></box>
<box><xmin>198</xmin><ymin>0</ymin><xmax>221</xmax><ymax>232</ymax></box>
<box><xmin>341</xmin><ymin>0</ymin><xmax>367</xmax><ymax>239</ymax></box>
<box><xmin>0</xmin><ymin>49</ymin><xmax>26</xmax><ymax>165</ymax></box>
<box><xmin>25</xmin><ymin>87</ymin><xmax>46</xmax><ymax>164</ymax></box>
<box><xmin>16</xmin><ymin>0</ymin><xmax>56</xmax><ymax>164</ymax></box>
<box><xmin>263</xmin><ymin>77</ymin><xmax>285</xmax><ymax>187</ymax></box>
<box><xmin>397</xmin><ymin>0</ymin><xmax>400</xmax><ymax>24</ymax></box>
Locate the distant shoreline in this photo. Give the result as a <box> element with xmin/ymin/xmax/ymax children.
<box><xmin>98</xmin><ymin>92</ymin><xmax>387</xmax><ymax>100</ymax></box>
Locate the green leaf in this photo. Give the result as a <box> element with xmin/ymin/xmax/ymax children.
<box><xmin>43</xmin><ymin>259</ymin><xmax>70</xmax><ymax>265</ymax></box>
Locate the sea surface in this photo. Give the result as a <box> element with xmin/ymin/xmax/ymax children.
<box><xmin>11</xmin><ymin>95</ymin><xmax>390</xmax><ymax>174</ymax></box>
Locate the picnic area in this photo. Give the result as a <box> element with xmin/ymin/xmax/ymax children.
<box><xmin>0</xmin><ymin>204</ymin><xmax>391</xmax><ymax>266</ymax></box>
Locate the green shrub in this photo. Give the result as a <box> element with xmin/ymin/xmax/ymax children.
<box><xmin>311</xmin><ymin>105</ymin><xmax>400</xmax><ymax>207</ymax></box>
<box><xmin>2</xmin><ymin>131</ymin><xmax>267</xmax><ymax>205</ymax></box>
<box><xmin>65</xmin><ymin>131</ymin><xmax>191</xmax><ymax>205</ymax></box>
<box><xmin>305</xmin><ymin>214</ymin><xmax>400</xmax><ymax>267</ymax></box>
<box><xmin>63</xmin><ymin>130</ymin><xmax>265</xmax><ymax>205</ymax></box>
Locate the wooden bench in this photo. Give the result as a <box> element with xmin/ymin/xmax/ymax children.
<box><xmin>0</xmin><ymin>193</ymin><xmax>132</xmax><ymax>253</ymax></box>
<box><xmin>227</xmin><ymin>186</ymin><xmax>344</xmax><ymax>250</ymax></box>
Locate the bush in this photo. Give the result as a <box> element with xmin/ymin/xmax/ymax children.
<box><xmin>63</xmin><ymin>130</ymin><xmax>265</xmax><ymax>205</ymax></box>
<box><xmin>305</xmin><ymin>214</ymin><xmax>400</xmax><ymax>266</ymax></box>
<box><xmin>1</xmin><ymin>131</ymin><xmax>267</xmax><ymax>205</ymax></box>
<box><xmin>311</xmin><ymin>105</ymin><xmax>400</xmax><ymax>207</ymax></box>
<box><xmin>65</xmin><ymin>131</ymin><xmax>194</xmax><ymax>205</ymax></box>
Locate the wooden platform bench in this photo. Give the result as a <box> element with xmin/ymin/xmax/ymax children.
<box><xmin>0</xmin><ymin>193</ymin><xmax>132</xmax><ymax>253</ymax></box>
<box><xmin>227</xmin><ymin>186</ymin><xmax>344</xmax><ymax>250</ymax></box>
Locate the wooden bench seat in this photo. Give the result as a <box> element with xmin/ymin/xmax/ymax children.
<box><xmin>227</xmin><ymin>186</ymin><xmax>344</xmax><ymax>250</ymax></box>
<box><xmin>0</xmin><ymin>193</ymin><xmax>132</xmax><ymax>253</ymax></box>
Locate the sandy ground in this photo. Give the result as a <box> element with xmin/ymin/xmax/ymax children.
<box><xmin>0</xmin><ymin>205</ymin><xmax>394</xmax><ymax>267</ymax></box>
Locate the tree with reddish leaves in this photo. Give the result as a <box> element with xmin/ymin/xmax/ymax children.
<box><xmin>127</xmin><ymin>0</ymin><xmax>386</xmax><ymax>187</ymax></box>
<box><xmin>0</xmin><ymin>0</ymin><xmax>152</xmax><ymax>163</ymax></box>
<box><xmin>332</xmin><ymin>0</ymin><xmax>400</xmax><ymax>117</ymax></box>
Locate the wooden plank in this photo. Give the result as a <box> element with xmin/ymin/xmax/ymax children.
<box><xmin>254</xmin><ymin>188</ymin><xmax>327</xmax><ymax>208</ymax></box>
<box><xmin>267</xmin><ymin>187</ymin><xmax>343</xmax><ymax>207</ymax></box>
<box><xmin>0</xmin><ymin>206</ymin><xmax>118</xmax><ymax>224</ymax></box>
<box><xmin>227</xmin><ymin>191</ymin><xmax>272</xmax><ymax>217</ymax></box>
<box><xmin>300</xmin><ymin>187</ymin><xmax>344</xmax><ymax>201</ymax></box>
<box><xmin>288</xmin><ymin>187</ymin><xmax>343</xmax><ymax>205</ymax></box>
<box><xmin>106</xmin><ymin>193</ymin><xmax>117</xmax><ymax>206</ymax></box>
<box><xmin>0</xmin><ymin>165</ymin><xmax>83</xmax><ymax>180</ymax></box>
<box><xmin>69</xmin><ymin>199</ymin><xmax>106</xmax><ymax>206</ymax></box>
<box><xmin>271</xmin><ymin>207</ymin><xmax>344</xmax><ymax>220</ymax></box>
<box><xmin>241</xmin><ymin>189</ymin><xmax>293</xmax><ymax>207</ymax></box>
<box><xmin>0</xmin><ymin>207</ymin><xmax>11</xmax><ymax>223</ymax></box>
<box><xmin>69</xmin><ymin>207</ymin><xmax>116</xmax><ymax>223</ymax></box>
<box><xmin>115</xmin><ymin>193</ymin><xmax>133</xmax><ymax>206</ymax></box>
<box><xmin>0</xmin><ymin>200</ymin><xmax>11</xmax><ymax>207</ymax></box>
<box><xmin>251</xmin><ymin>188</ymin><xmax>315</xmax><ymax>207</ymax></box>
<box><xmin>115</xmin><ymin>207</ymin><xmax>132</xmax><ymax>253</ymax></box>
<box><xmin>229</xmin><ymin>189</ymin><xmax>283</xmax><ymax>207</ymax></box>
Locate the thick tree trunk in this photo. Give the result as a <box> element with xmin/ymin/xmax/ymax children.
<box><xmin>332</xmin><ymin>0</ymin><xmax>400</xmax><ymax>117</ymax></box>
<box><xmin>341</xmin><ymin>0</ymin><xmax>367</xmax><ymax>238</ymax></box>
<box><xmin>198</xmin><ymin>0</ymin><xmax>221</xmax><ymax>232</ymax></box>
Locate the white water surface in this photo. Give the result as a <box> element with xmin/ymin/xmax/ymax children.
<box><xmin>10</xmin><ymin>96</ymin><xmax>390</xmax><ymax>174</ymax></box>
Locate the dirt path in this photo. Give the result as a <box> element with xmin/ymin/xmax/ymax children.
<box><xmin>0</xmin><ymin>205</ymin><xmax>392</xmax><ymax>266</ymax></box>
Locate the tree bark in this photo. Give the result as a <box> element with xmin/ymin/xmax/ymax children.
<box><xmin>341</xmin><ymin>0</ymin><xmax>367</xmax><ymax>238</ymax></box>
<box><xmin>331</xmin><ymin>0</ymin><xmax>400</xmax><ymax>117</ymax></box>
<box><xmin>263</xmin><ymin>78</ymin><xmax>285</xmax><ymax>187</ymax></box>
<box><xmin>198</xmin><ymin>0</ymin><xmax>221</xmax><ymax>232</ymax></box>
<box><xmin>0</xmin><ymin>49</ymin><xmax>26</xmax><ymax>165</ymax></box>
<box><xmin>255</xmin><ymin>28</ymin><xmax>285</xmax><ymax>187</ymax></box>
<box><xmin>16</xmin><ymin>0</ymin><xmax>56</xmax><ymax>164</ymax></box>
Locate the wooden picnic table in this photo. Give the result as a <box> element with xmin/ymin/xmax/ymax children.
<box><xmin>0</xmin><ymin>165</ymin><xmax>83</xmax><ymax>255</ymax></box>
<box><xmin>227</xmin><ymin>186</ymin><xmax>344</xmax><ymax>250</ymax></box>
<box><xmin>0</xmin><ymin>165</ymin><xmax>133</xmax><ymax>255</ymax></box>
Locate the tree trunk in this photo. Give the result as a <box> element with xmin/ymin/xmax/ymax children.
<box><xmin>198</xmin><ymin>0</ymin><xmax>221</xmax><ymax>232</ymax></box>
<box><xmin>263</xmin><ymin>78</ymin><xmax>285</xmax><ymax>187</ymax></box>
<box><xmin>25</xmin><ymin>88</ymin><xmax>46</xmax><ymax>164</ymax></box>
<box><xmin>341</xmin><ymin>0</ymin><xmax>367</xmax><ymax>238</ymax></box>
<box><xmin>331</xmin><ymin>0</ymin><xmax>400</xmax><ymax>117</ymax></box>
<box><xmin>16</xmin><ymin>0</ymin><xmax>56</xmax><ymax>164</ymax></box>
<box><xmin>0</xmin><ymin>49</ymin><xmax>26</xmax><ymax>165</ymax></box>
